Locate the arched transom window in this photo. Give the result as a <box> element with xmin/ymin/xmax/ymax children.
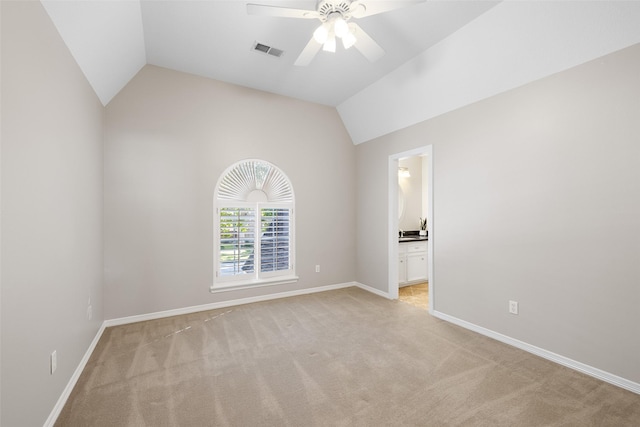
<box><xmin>213</xmin><ymin>160</ymin><xmax>296</xmax><ymax>290</ymax></box>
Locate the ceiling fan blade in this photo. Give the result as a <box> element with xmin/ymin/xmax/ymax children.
<box><xmin>351</xmin><ymin>23</ymin><xmax>385</xmax><ymax>62</ymax></box>
<box><xmin>294</xmin><ymin>37</ymin><xmax>322</xmax><ymax>66</ymax></box>
<box><xmin>247</xmin><ymin>3</ymin><xmax>319</xmax><ymax>19</ymax></box>
<box><xmin>350</xmin><ymin>0</ymin><xmax>425</xmax><ymax>19</ymax></box>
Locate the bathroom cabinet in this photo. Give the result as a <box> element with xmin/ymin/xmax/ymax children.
<box><xmin>399</xmin><ymin>240</ymin><xmax>428</xmax><ymax>285</ymax></box>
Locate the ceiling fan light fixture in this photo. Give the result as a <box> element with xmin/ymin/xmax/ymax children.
<box><xmin>342</xmin><ymin>30</ymin><xmax>357</xmax><ymax>49</ymax></box>
<box><xmin>248</xmin><ymin>0</ymin><xmax>406</xmax><ymax>65</ymax></box>
<box><xmin>313</xmin><ymin>23</ymin><xmax>329</xmax><ymax>44</ymax></box>
<box><xmin>333</xmin><ymin>16</ymin><xmax>349</xmax><ymax>38</ymax></box>
<box><xmin>323</xmin><ymin>32</ymin><xmax>336</xmax><ymax>52</ymax></box>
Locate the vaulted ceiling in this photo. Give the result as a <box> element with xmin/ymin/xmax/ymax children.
<box><xmin>40</xmin><ymin>0</ymin><xmax>498</xmax><ymax>106</ymax></box>
<box><xmin>40</xmin><ymin>1</ymin><xmax>640</xmax><ymax>144</ymax></box>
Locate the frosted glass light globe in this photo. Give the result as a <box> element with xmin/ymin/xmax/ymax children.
<box><xmin>313</xmin><ymin>24</ymin><xmax>329</xmax><ymax>44</ymax></box>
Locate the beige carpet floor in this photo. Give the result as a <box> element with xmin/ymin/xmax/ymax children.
<box><xmin>56</xmin><ymin>287</ymin><xmax>640</xmax><ymax>426</ymax></box>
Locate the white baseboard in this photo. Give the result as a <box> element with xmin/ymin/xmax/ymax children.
<box><xmin>432</xmin><ymin>310</ymin><xmax>640</xmax><ymax>395</ymax></box>
<box><xmin>43</xmin><ymin>322</ymin><xmax>106</xmax><ymax>427</ymax></box>
<box><xmin>354</xmin><ymin>281</ymin><xmax>392</xmax><ymax>299</ymax></box>
<box><xmin>105</xmin><ymin>281</ymin><xmax>357</xmax><ymax>327</ymax></box>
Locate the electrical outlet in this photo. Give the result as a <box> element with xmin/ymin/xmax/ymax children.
<box><xmin>509</xmin><ymin>300</ymin><xmax>519</xmax><ymax>315</ymax></box>
<box><xmin>315</xmin><ymin>265</ymin><xmax>320</xmax><ymax>273</ymax></box>
<box><xmin>51</xmin><ymin>350</ymin><xmax>57</xmax><ymax>374</ymax></box>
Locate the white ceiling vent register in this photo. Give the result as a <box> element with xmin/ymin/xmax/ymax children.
<box><xmin>253</xmin><ymin>42</ymin><xmax>285</xmax><ymax>58</ymax></box>
<box><xmin>217</xmin><ymin>160</ymin><xmax>293</xmax><ymax>202</ymax></box>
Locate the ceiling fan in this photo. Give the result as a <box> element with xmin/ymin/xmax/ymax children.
<box><xmin>247</xmin><ymin>0</ymin><xmax>425</xmax><ymax>66</ymax></box>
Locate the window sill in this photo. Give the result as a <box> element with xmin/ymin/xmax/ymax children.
<box><xmin>210</xmin><ymin>275</ymin><xmax>299</xmax><ymax>293</ymax></box>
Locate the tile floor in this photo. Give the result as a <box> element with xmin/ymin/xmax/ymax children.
<box><xmin>398</xmin><ymin>282</ymin><xmax>428</xmax><ymax>309</ymax></box>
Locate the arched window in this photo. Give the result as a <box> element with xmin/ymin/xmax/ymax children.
<box><xmin>213</xmin><ymin>160</ymin><xmax>296</xmax><ymax>290</ymax></box>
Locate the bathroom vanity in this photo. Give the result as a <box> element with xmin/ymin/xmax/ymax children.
<box><xmin>398</xmin><ymin>239</ymin><xmax>428</xmax><ymax>285</ymax></box>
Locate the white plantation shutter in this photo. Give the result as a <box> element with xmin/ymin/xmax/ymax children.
<box><xmin>218</xmin><ymin>207</ymin><xmax>255</xmax><ymax>277</ymax></box>
<box><xmin>260</xmin><ymin>207</ymin><xmax>291</xmax><ymax>274</ymax></box>
<box><xmin>214</xmin><ymin>160</ymin><xmax>295</xmax><ymax>287</ymax></box>
<box><xmin>218</xmin><ymin>160</ymin><xmax>293</xmax><ymax>202</ymax></box>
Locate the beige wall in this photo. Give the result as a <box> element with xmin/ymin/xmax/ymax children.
<box><xmin>1</xmin><ymin>2</ymin><xmax>104</xmax><ymax>426</ymax></box>
<box><xmin>356</xmin><ymin>43</ymin><xmax>640</xmax><ymax>384</ymax></box>
<box><xmin>104</xmin><ymin>65</ymin><xmax>357</xmax><ymax>319</ymax></box>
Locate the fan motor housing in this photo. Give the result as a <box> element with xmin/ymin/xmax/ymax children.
<box><xmin>317</xmin><ymin>0</ymin><xmax>353</xmax><ymax>21</ymax></box>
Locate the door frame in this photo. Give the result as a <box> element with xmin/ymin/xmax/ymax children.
<box><xmin>388</xmin><ymin>145</ymin><xmax>434</xmax><ymax>313</ymax></box>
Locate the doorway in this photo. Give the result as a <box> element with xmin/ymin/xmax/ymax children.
<box><xmin>388</xmin><ymin>146</ymin><xmax>433</xmax><ymax>313</ymax></box>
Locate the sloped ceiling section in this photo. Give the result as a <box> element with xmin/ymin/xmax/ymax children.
<box><xmin>41</xmin><ymin>0</ymin><xmax>146</xmax><ymax>105</ymax></box>
<box><xmin>137</xmin><ymin>0</ymin><xmax>497</xmax><ymax>107</ymax></box>
<box><xmin>338</xmin><ymin>1</ymin><xmax>640</xmax><ymax>145</ymax></box>
<box><xmin>38</xmin><ymin>1</ymin><xmax>640</xmax><ymax>145</ymax></box>
<box><xmin>40</xmin><ymin>0</ymin><xmax>498</xmax><ymax>108</ymax></box>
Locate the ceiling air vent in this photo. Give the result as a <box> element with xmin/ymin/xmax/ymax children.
<box><xmin>253</xmin><ymin>42</ymin><xmax>284</xmax><ymax>58</ymax></box>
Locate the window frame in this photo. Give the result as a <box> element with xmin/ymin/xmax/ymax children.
<box><xmin>212</xmin><ymin>160</ymin><xmax>297</xmax><ymax>292</ymax></box>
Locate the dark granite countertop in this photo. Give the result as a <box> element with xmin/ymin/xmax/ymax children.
<box><xmin>399</xmin><ymin>236</ymin><xmax>428</xmax><ymax>243</ymax></box>
<box><xmin>398</xmin><ymin>231</ymin><xmax>428</xmax><ymax>243</ymax></box>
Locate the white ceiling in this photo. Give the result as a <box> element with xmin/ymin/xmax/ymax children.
<box><xmin>41</xmin><ymin>0</ymin><xmax>499</xmax><ymax>106</ymax></box>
